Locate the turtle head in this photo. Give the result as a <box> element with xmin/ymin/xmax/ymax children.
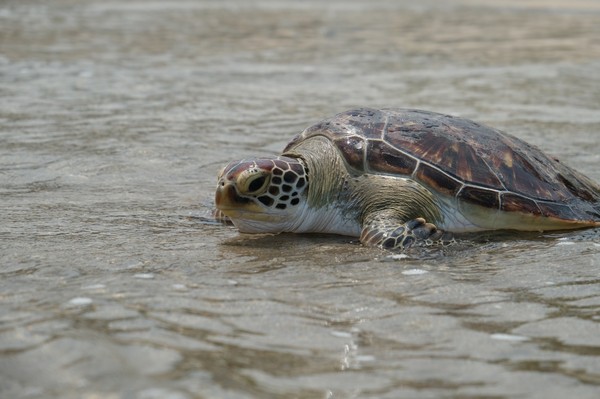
<box><xmin>215</xmin><ymin>156</ymin><xmax>309</xmax><ymax>233</ymax></box>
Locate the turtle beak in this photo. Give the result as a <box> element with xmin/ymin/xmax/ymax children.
<box><xmin>214</xmin><ymin>180</ymin><xmax>228</xmax><ymax>209</ymax></box>
<box><xmin>215</xmin><ymin>179</ymin><xmax>263</xmax><ymax>216</ymax></box>
<box><xmin>215</xmin><ymin>180</ymin><xmax>287</xmax><ymax>228</ymax></box>
<box><xmin>215</xmin><ymin>180</ymin><xmax>242</xmax><ymax>209</ymax></box>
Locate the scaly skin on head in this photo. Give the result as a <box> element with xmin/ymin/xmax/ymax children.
<box><xmin>215</xmin><ymin>156</ymin><xmax>310</xmax><ymax>233</ymax></box>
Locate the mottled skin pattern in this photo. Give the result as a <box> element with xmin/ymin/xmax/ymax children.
<box><xmin>216</xmin><ymin>108</ymin><xmax>600</xmax><ymax>250</ymax></box>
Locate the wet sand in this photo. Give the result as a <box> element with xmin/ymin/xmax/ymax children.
<box><xmin>1</xmin><ymin>1</ymin><xmax>600</xmax><ymax>398</ymax></box>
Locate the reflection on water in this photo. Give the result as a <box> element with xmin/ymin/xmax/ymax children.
<box><xmin>1</xmin><ymin>0</ymin><xmax>600</xmax><ymax>398</ymax></box>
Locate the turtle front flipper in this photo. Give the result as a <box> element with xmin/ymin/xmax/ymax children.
<box><xmin>360</xmin><ymin>216</ymin><xmax>452</xmax><ymax>250</ymax></box>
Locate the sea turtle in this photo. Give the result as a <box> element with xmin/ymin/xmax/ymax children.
<box><xmin>215</xmin><ymin>108</ymin><xmax>600</xmax><ymax>250</ymax></box>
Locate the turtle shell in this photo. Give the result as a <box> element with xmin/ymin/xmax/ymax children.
<box><xmin>283</xmin><ymin>108</ymin><xmax>600</xmax><ymax>223</ymax></box>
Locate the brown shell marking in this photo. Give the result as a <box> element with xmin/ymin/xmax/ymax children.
<box><xmin>283</xmin><ymin>108</ymin><xmax>600</xmax><ymax>222</ymax></box>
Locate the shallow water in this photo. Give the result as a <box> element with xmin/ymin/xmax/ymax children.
<box><xmin>1</xmin><ymin>0</ymin><xmax>600</xmax><ymax>398</ymax></box>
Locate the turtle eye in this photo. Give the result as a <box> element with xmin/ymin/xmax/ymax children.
<box><xmin>242</xmin><ymin>173</ymin><xmax>270</xmax><ymax>195</ymax></box>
